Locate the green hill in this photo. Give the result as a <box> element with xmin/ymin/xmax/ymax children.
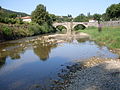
<box><xmin>0</xmin><ymin>6</ymin><xmax>29</xmax><ymax>18</ymax></box>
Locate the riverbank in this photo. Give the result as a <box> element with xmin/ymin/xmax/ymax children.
<box><xmin>79</xmin><ymin>26</ymin><xmax>120</xmax><ymax>49</ymax></box>
<box><xmin>0</xmin><ymin>23</ymin><xmax>56</xmax><ymax>42</ymax></box>
<box><xmin>51</xmin><ymin>26</ymin><xmax>120</xmax><ymax>89</ymax></box>
<box><xmin>68</xmin><ymin>58</ymin><xmax>120</xmax><ymax>90</ymax></box>
<box><xmin>51</xmin><ymin>57</ymin><xmax>120</xmax><ymax>90</ymax></box>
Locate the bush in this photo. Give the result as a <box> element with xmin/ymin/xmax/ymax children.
<box><xmin>0</xmin><ymin>17</ymin><xmax>17</xmax><ymax>24</ymax></box>
<box><xmin>16</xmin><ymin>18</ymin><xmax>24</xmax><ymax>24</ymax></box>
<box><xmin>2</xmin><ymin>25</ymin><xmax>12</xmax><ymax>36</ymax></box>
<box><xmin>28</xmin><ymin>23</ymin><xmax>41</xmax><ymax>35</ymax></box>
<box><xmin>39</xmin><ymin>23</ymin><xmax>49</xmax><ymax>34</ymax></box>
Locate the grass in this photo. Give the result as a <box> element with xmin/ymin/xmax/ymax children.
<box><xmin>78</xmin><ymin>26</ymin><xmax>120</xmax><ymax>49</ymax></box>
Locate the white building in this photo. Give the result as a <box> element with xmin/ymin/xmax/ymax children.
<box><xmin>89</xmin><ymin>19</ymin><xmax>97</xmax><ymax>23</ymax></box>
<box><xmin>21</xmin><ymin>16</ymin><xmax>31</xmax><ymax>22</ymax></box>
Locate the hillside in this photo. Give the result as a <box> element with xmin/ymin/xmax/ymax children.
<box><xmin>0</xmin><ymin>6</ymin><xmax>29</xmax><ymax>17</ymax></box>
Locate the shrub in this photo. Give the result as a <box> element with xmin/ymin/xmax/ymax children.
<box><xmin>39</xmin><ymin>23</ymin><xmax>49</xmax><ymax>34</ymax></box>
<box><xmin>16</xmin><ymin>18</ymin><xmax>24</xmax><ymax>24</ymax></box>
<box><xmin>40</xmin><ymin>22</ymin><xmax>56</xmax><ymax>34</ymax></box>
<box><xmin>28</xmin><ymin>23</ymin><xmax>41</xmax><ymax>35</ymax></box>
<box><xmin>2</xmin><ymin>25</ymin><xmax>12</xmax><ymax>36</ymax></box>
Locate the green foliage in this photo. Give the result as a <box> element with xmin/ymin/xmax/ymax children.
<box><xmin>0</xmin><ymin>4</ymin><xmax>57</xmax><ymax>42</ymax></box>
<box><xmin>1</xmin><ymin>7</ymin><xmax>28</xmax><ymax>17</ymax></box>
<box><xmin>55</xmin><ymin>15</ymin><xmax>72</xmax><ymax>22</ymax></box>
<box><xmin>49</xmin><ymin>14</ymin><xmax>56</xmax><ymax>22</ymax></box>
<box><xmin>31</xmin><ymin>4</ymin><xmax>52</xmax><ymax>25</ymax></box>
<box><xmin>0</xmin><ymin>18</ymin><xmax>17</xmax><ymax>24</ymax></box>
<box><xmin>74</xmin><ymin>24</ymin><xmax>86</xmax><ymax>30</ymax></box>
<box><xmin>101</xmin><ymin>13</ymin><xmax>109</xmax><ymax>21</ymax></box>
<box><xmin>0</xmin><ymin>6</ymin><xmax>28</xmax><ymax>24</ymax></box>
<box><xmin>31</xmin><ymin>4</ymin><xmax>56</xmax><ymax>34</ymax></box>
<box><xmin>2</xmin><ymin>25</ymin><xmax>12</xmax><ymax>36</ymax></box>
<box><xmin>9</xmin><ymin>13</ymin><xmax>17</xmax><ymax>18</ymax></box>
<box><xmin>28</xmin><ymin>23</ymin><xmax>41</xmax><ymax>35</ymax></box>
<box><xmin>40</xmin><ymin>23</ymin><xmax>49</xmax><ymax>33</ymax></box>
<box><xmin>73</xmin><ymin>14</ymin><xmax>88</xmax><ymax>22</ymax></box>
<box><xmin>56</xmin><ymin>25</ymin><xmax>67</xmax><ymax>32</ymax></box>
<box><xmin>93</xmin><ymin>14</ymin><xmax>101</xmax><ymax>23</ymax></box>
<box><xmin>16</xmin><ymin>18</ymin><xmax>24</xmax><ymax>24</ymax></box>
<box><xmin>106</xmin><ymin>3</ymin><xmax>120</xmax><ymax>20</ymax></box>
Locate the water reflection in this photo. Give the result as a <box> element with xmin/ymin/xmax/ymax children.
<box><xmin>0</xmin><ymin>57</ymin><xmax>6</xmax><ymax>68</ymax></box>
<box><xmin>0</xmin><ymin>36</ymin><xmax>59</xmax><ymax>62</ymax></box>
<box><xmin>0</xmin><ymin>33</ymin><xmax>88</xmax><ymax>68</ymax></box>
<box><xmin>33</xmin><ymin>39</ymin><xmax>57</xmax><ymax>61</ymax></box>
<box><xmin>0</xmin><ymin>32</ymin><xmax>89</xmax><ymax>62</ymax></box>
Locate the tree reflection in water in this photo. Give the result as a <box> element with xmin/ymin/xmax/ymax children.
<box><xmin>0</xmin><ymin>57</ymin><xmax>6</xmax><ymax>68</ymax></box>
<box><xmin>33</xmin><ymin>39</ymin><xmax>58</xmax><ymax>61</ymax></box>
<box><xmin>0</xmin><ymin>32</ymin><xmax>90</xmax><ymax>68</ymax></box>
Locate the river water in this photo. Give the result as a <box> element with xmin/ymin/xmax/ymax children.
<box><xmin>0</xmin><ymin>34</ymin><xmax>118</xmax><ymax>90</ymax></box>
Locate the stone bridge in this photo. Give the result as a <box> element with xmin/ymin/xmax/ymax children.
<box><xmin>53</xmin><ymin>20</ymin><xmax>120</xmax><ymax>34</ymax></box>
<box><xmin>53</xmin><ymin>22</ymin><xmax>88</xmax><ymax>33</ymax></box>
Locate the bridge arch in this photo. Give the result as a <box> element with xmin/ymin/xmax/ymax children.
<box><xmin>73</xmin><ymin>24</ymin><xmax>86</xmax><ymax>30</ymax></box>
<box><xmin>52</xmin><ymin>22</ymin><xmax>89</xmax><ymax>34</ymax></box>
<box><xmin>55</xmin><ymin>25</ymin><xmax>67</xmax><ymax>33</ymax></box>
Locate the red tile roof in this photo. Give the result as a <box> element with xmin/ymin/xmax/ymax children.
<box><xmin>21</xmin><ymin>16</ymin><xmax>31</xmax><ymax>19</ymax></box>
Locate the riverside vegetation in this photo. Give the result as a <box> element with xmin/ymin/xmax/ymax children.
<box><xmin>0</xmin><ymin>22</ymin><xmax>56</xmax><ymax>41</ymax></box>
<box><xmin>0</xmin><ymin>5</ymin><xmax>56</xmax><ymax>42</ymax></box>
<box><xmin>78</xmin><ymin>26</ymin><xmax>120</xmax><ymax>49</ymax></box>
<box><xmin>1</xmin><ymin>3</ymin><xmax>120</xmax><ymax>42</ymax></box>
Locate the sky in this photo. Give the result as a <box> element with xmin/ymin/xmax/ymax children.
<box><xmin>0</xmin><ymin>0</ymin><xmax>120</xmax><ymax>17</ymax></box>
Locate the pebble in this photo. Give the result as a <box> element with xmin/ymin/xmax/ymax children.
<box><xmin>2</xmin><ymin>49</ymin><xmax>6</xmax><ymax>51</ymax></box>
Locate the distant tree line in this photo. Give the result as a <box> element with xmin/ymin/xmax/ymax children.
<box><xmin>54</xmin><ymin>3</ymin><xmax>120</xmax><ymax>22</ymax></box>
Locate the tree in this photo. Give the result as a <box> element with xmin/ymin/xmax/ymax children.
<box><xmin>93</xmin><ymin>14</ymin><xmax>101</xmax><ymax>24</ymax></box>
<box><xmin>73</xmin><ymin>14</ymin><xmax>88</xmax><ymax>22</ymax></box>
<box><xmin>49</xmin><ymin>14</ymin><xmax>56</xmax><ymax>22</ymax></box>
<box><xmin>93</xmin><ymin>14</ymin><xmax>102</xmax><ymax>32</ymax></box>
<box><xmin>0</xmin><ymin>6</ymin><xmax>1</xmax><ymax>10</ymax></box>
<box><xmin>9</xmin><ymin>13</ymin><xmax>17</xmax><ymax>19</ymax></box>
<box><xmin>31</xmin><ymin>4</ymin><xmax>52</xmax><ymax>25</ymax></box>
<box><xmin>102</xmin><ymin>13</ymin><xmax>109</xmax><ymax>21</ymax></box>
<box><xmin>106</xmin><ymin>3</ymin><xmax>120</xmax><ymax>20</ymax></box>
<box><xmin>55</xmin><ymin>15</ymin><xmax>72</xmax><ymax>22</ymax></box>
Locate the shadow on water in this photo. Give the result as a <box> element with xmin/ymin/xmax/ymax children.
<box><xmin>0</xmin><ymin>32</ymin><xmax>119</xmax><ymax>90</ymax></box>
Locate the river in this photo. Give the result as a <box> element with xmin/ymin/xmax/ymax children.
<box><xmin>0</xmin><ymin>33</ymin><xmax>118</xmax><ymax>90</ymax></box>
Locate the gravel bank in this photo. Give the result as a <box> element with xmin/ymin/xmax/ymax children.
<box><xmin>67</xmin><ymin>58</ymin><xmax>120</xmax><ymax>90</ymax></box>
<box><xmin>52</xmin><ymin>58</ymin><xmax>120</xmax><ymax>90</ymax></box>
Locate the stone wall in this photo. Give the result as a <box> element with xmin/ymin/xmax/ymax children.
<box><xmin>88</xmin><ymin>20</ymin><xmax>120</xmax><ymax>27</ymax></box>
<box><xmin>101</xmin><ymin>21</ymin><xmax>120</xmax><ymax>27</ymax></box>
